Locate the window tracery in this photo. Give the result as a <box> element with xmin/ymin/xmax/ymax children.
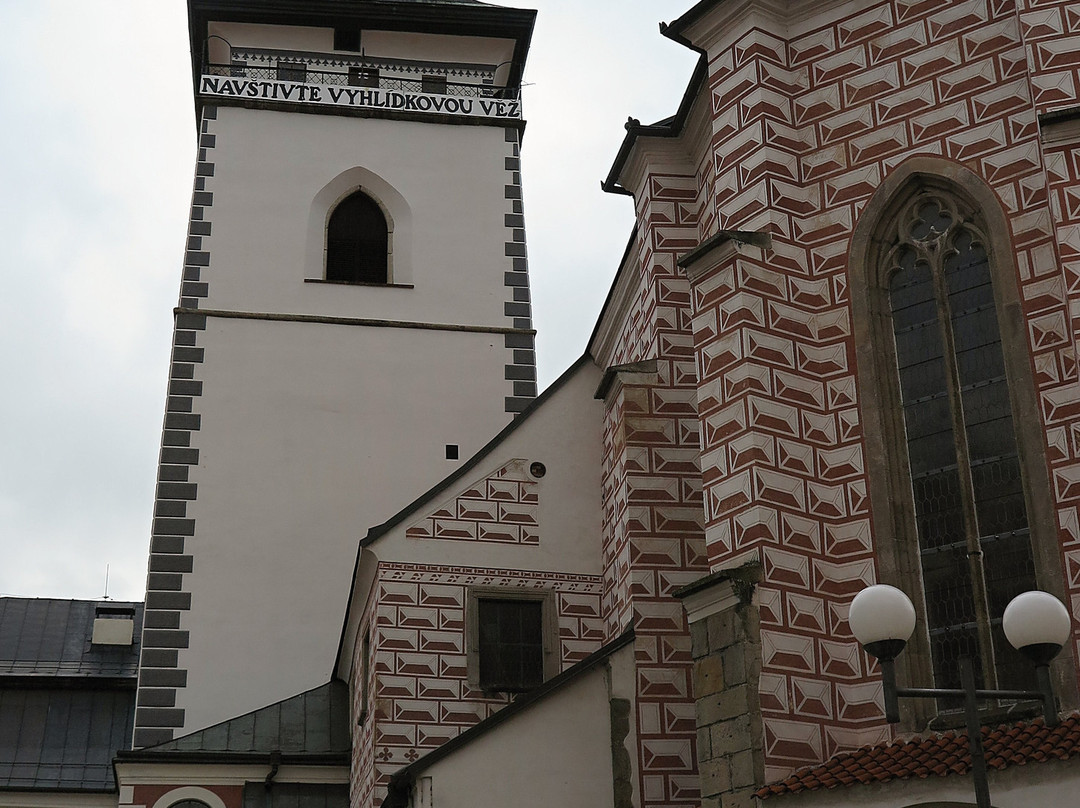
<box><xmin>881</xmin><ymin>190</ymin><xmax>1036</xmax><ymax>693</ymax></box>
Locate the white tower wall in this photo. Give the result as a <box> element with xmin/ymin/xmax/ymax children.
<box><xmin>134</xmin><ymin>1</ymin><xmax>537</xmax><ymax>747</ymax></box>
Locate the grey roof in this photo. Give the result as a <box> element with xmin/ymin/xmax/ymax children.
<box><xmin>0</xmin><ymin>598</ymin><xmax>143</xmax><ymax>678</ymax></box>
<box><xmin>141</xmin><ymin>681</ymin><xmax>350</xmax><ymax>756</ymax></box>
<box><xmin>0</xmin><ymin>598</ymin><xmax>142</xmax><ymax>792</ymax></box>
<box><xmin>0</xmin><ymin>688</ymin><xmax>135</xmax><ymax>791</ymax></box>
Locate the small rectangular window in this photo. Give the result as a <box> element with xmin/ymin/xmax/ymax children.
<box><xmin>349</xmin><ymin>67</ymin><xmax>379</xmax><ymax>88</ymax></box>
<box><xmin>477</xmin><ymin>598</ymin><xmax>544</xmax><ymax>692</ymax></box>
<box><xmin>334</xmin><ymin>28</ymin><xmax>361</xmax><ymax>52</ymax></box>
<box><xmin>276</xmin><ymin>61</ymin><xmax>307</xmax><ymax>83</ymax></box>
<box><xmin>421</xmin><ymin>74</ymin><xmax>447</xmax><ymax>95</ymax></box>
<box><xmin>467</xmin><ymin>588</ymin><xmax>554</xmax><ymax>693</ymax></box>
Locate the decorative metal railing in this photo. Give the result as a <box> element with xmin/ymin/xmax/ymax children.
<box><xmin>204</xmin><ymin>63</ymin><xmax>517</xmax><ymax>99</ymax></box>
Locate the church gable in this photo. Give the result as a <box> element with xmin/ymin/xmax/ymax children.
<box><xmin>404</xmin><ymin>459</ymin><xmax>540</xmax><ymax>545</ymax></box>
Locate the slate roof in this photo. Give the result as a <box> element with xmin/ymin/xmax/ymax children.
<box><xmin>0</xmin><ymin>598</ymin><xmax>142</xmax><ymax>792</ymax></box>
<box><xmin>128</xmin><ymin>681</ymin><xmax>350</xmax><ymax>758</ymax></box>
<box><xmin>757</xmin><ymin>712</ymin><xmax>1080</xmax><ymax>798</ymax></box>
<box><xmin>0</xmin><ymin>598</ymin><xmax>142</xmax><ymax>678</ymax></box>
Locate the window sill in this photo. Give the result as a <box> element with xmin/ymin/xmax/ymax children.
<box><xmin>305</xmin><ymin>278</ymin><xmax>414</xmax><ymax>289</ymax></box>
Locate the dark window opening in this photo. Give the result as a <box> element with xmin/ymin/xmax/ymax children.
<box><xmin>326</xmin><ymin>191</ymin><xmax>389</xmax><ymax>284</ymax></box>
<box><xmin>885</xmin><ymin>192</ymin><xmax>1037</xmax><ymax>698</ymax></box>
<box><xmin>349</xmin><ymin>67</ymin><xmax>379</xmax><ymax>88</ymax></box>
<box><xmin>421</xmin><ymin>74</ymin><xmax>447</xmax><ymax>95</ymax></box>
<box><xmin>276</xmin><ymin>61</ymin><xmax>306</xmax><ymax>82</ymax></box>
<box><xmin>445</xmin><ymin>444</ymin><xmax>459</xmax><ymax>460</ymax></box>
<box><xmin>229</xmin><ymin>60</ymin><xmax>247</xmax><ymax>77</ymax></box>
<box><xmin>334</xmin><ymin>28</ymin><xmax>360</xmax><ymax>52</ymax></box>
<box><xmin>477</xmin><ymin>598</ymin><xmax>544</xmax><ymax>692</ymax></box>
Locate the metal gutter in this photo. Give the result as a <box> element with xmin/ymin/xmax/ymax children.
<box><xmin>600</xmin><ymin>16</ymin><xmax>709</xmax><ymax>196</ymax></box>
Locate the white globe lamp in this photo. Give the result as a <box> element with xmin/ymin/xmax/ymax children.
<box><xmin>1002</xmin><ymin>590</ymin><xmax>1071</xmax><ymax>666</ymax></box>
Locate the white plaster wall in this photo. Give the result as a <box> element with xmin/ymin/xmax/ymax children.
<box><xmin>368</xmin><ymin>359</ymin><xmax>605</xmax><ymax>575</ymax></box>
<box><xmin>206</xmin><ymin>24</ymin><xmax>515</xmax><ymax>70</ymax></box>
<box><xmin>202</xmin><ymin>106</ymin><xmax>514</xmax><ymax>327</ymax></box>
<box><xmin>175</xmin><ymin>315</ymin><xmax>512</xmax><ymax>732</ymax></box>
<box><xmin>159</xmin><ymin>15</ymin><xmax>532</xmax><ymax>740</ymax></box>
<box><xmin>362</xmin><ymin>31</ymin><xmax>514</xmax><ymax>69</ymax></box>
<box><xmin>418</xmin><ymin>658</ymin><xmax>618</xmax><ymax>808</ymax></box>
<box><xmin>207</xmin><ymin>23</ymin><xmax>332</xmax><ymax>61</ymax></box>
<box><xmin>767</xmin><ymin>753</ymin><xmax>1080</xmax><ymax>808</ymax></box>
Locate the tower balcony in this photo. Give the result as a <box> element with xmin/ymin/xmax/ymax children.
<box><xmin>200</xmin><ymin>47</ymin><xmax>522</xmax><ymax>120</ymax></box>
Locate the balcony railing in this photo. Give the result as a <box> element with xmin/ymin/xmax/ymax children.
<box><xmin>204</xmin><ymin>62</ymin><xmax>517</xmax><ymax>100</ymax></box>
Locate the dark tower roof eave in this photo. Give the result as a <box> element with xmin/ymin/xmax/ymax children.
<box><xmin>186</xmin><ymin>0</ymin><xmax>537</xmax><ymax>109</ymax></box>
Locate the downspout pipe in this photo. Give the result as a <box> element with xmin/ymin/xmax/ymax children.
<box><xmin>264</xmin><ymin>750</ymin><xmax>281</xmax><ymax>808</ymax></box>
<box><xmin>601</xmin><ymin>20</ymin><xmax>709</xmax><ymax>196</ymax></box>
<box><xmin>381</xmin><ymin>774</ymin><xmax>413</xmax><ymax>808</ymax></box>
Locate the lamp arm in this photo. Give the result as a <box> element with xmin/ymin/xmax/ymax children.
<box><xmin>895</xmin><ymin>686</ymin><xmax>1046</xmax><ymax>700</ymax></box>
<box><xmin>881</xmin><ymin>657</ymin><xmax>901</xmax><ymax>724</ymax></box>
<box><xmin>1036</xmin><ymin>664</ymin><xmax>1058</xmax><ymax>727</ymax></box>
<box><xmin>960</xmin><ymin>658</ymin><xmax>993</xmax><ymax>808</ymax></box>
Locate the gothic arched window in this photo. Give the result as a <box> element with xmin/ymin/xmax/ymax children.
<box><xmin>325</xmin><ymin>190</ymin><xmax>389</xmax><ymax>284</ymax></box>
<box><xmin>851</xmin><ymin>160</ymin><xmax>1073</xmax><ymax>721</ymax></box>
<box><xmin>881</xmin><ymin>189</ymin><xmax>1036</xmax><ymax>693</ymax></box>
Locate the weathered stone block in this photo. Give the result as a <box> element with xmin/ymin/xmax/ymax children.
<box><xmin>722</xmin><ymin>642</ymin><xmax>747</xmax><ymax>686</ymax></box>
<box><xmin>716</xmin><ymin>683</ymin><xmax>751</xmax><ymax>721</ymax></box>
<box><xmin>731</xmin><ymin>749</ymin><xmax>756</xmax><ymax>789</ymax></box>
<box><xmin>698</xmin><ymin>725</ymin><xmax>712</xmax><ymax>760</ymax></box>
<box><xmin>691</xmin><ymin>618</ymin><xmax>710</xmax><ymax>658</ymax></box>
<box><xmin>721</xmin><ymin>790</ymin><xmax>757</xmax><ymax>808</ymax></box>
<box><xmin>710</xmin><ymin>715</ymin><xmax>752</xmax><ymax>757</ymax></box>
<box><xmin>707</xmin><ymin>610</ymin><xmax>739</xmax><ymax>650</ymax></box>
<box><xmin>694</xmin><ymin>654</ymin><xmax>726</xmax><ymax>697</ymax></box>
<box><xmin>698</xmin><ymin>757</ymin><xmax>732</xmax><ymax>798</ymax></box>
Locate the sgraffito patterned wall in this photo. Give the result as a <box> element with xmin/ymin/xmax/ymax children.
<box><xmin>678</xmin><ymin>0</ymin><xmax>1080</xmax><ymax>782</ymax></box>
<box><xmin>356</xmin><ymin>561</ymin><xmax>602</xmax><ymax>805</ymax></box>
<box><xmin>599</xmin><ymin>175</ymin><xmax>710</xmax><ymax>808</ymax></box>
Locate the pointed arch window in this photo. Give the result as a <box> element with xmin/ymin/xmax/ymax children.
<box><xmin>325</xmin><ymin>190</ymin><xmax>389</xmax><ymax>284</ymax></box>
<box><xmin>882</xmin><ymin>190</ymin><xmax>1039</xmax><ymax>694</ymax></box>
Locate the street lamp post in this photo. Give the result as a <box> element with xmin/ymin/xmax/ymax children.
<box><xmin>849</xmin><ymin>585</ymin><xmax>1071</xmax><ymax>808</ymax></box>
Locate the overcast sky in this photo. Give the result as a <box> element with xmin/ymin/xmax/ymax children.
<box><xmin>0</xmin><ymin>0</ymin><xmax>699</xmax><ymax>602</ymax></box>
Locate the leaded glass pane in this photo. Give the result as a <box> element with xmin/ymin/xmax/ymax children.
<box><xmin>884</xmin><ymin>192</ymin><xmax>1037</xmax><ymax>695</ymax></box>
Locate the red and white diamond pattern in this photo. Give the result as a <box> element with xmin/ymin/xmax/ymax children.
<box><xmin>678</xmin><ymin>0</ymin><xmax>1080</xmax><ymax>782</ymax></box>
<box><xmin>405</xmin><ymin>459</ymin><xmax>539</xmax><ymax>545</ymax></box>
<box><xmin>345</xmin><ymin>1</ymin><xmax>1080</xmax><ymax>802</ymax></box>
<box><xmin>353</xmin><ymin>563</ymin><xmax>602</xmax><ymax>806</ymax></box>
<box><xmin>599</xmin><ymin>174</ymin><xmax>710</xmax><ymax>808</ymax></box>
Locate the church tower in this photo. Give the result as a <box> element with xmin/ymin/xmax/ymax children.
<box><xmin>134</xmin><ymin>0</ymin><xmax>537</xmax><ymax>747</ymax></box>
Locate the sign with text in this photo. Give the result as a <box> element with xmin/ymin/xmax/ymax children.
<box><xmin>199</xmin><ymin>76</ymin><xmax>522</xmax><ymax>119</ymax></box>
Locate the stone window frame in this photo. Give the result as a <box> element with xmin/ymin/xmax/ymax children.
<box><xmin>465</xmin><ymin>586</ymin><xmax>558</xmax><ymax>693</ymax></box>
<box><xmin>305</xmin><ymin>168</ymin><xmax>414</xmax><ymax>288</ymax></box>
<box><xmin>848</xmin><ymin>155</ymin><xmax>1073</xmax><ymax>726</ymax></box>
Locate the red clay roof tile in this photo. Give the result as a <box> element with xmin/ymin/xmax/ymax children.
<box><xmin>757</xmin><ymin>712</ymin><xmax>1080</xmax><ymax>798</ymax></box>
